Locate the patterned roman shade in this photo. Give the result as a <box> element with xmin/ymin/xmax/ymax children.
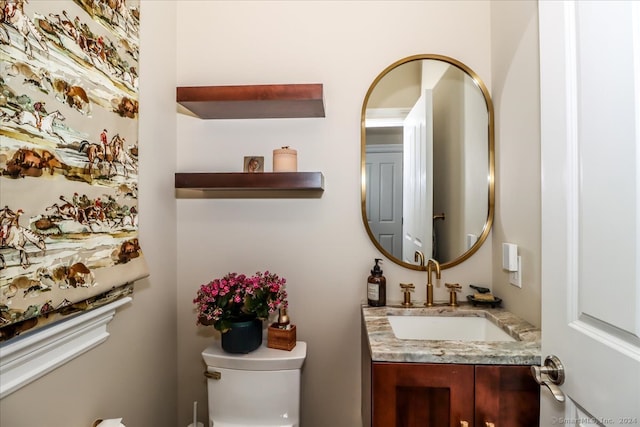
<box><xmin>0</xmin><ymin>0</ymin><xmax>148</xmax><ymax>341</ymax></box>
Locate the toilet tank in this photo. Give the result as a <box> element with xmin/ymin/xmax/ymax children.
<box><xmin>202</xmin><ymin>342</ymin><xmax>307</xmax><ymax>427</ymax></box>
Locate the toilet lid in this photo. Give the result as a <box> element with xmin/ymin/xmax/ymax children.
<box><xmin>202</xmin><ymin>341</ymin><xmax>307</xmax><ymax>371</ymax></box>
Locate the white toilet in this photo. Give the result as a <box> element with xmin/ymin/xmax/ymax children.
<box><xmin>202</xmin><ymin>341</ymin><xmax>307</xmax><ymax>427</ymax></box>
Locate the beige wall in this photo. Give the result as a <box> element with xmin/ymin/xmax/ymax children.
<box><xmin>175</xmin><ymin>2</ymin><xmax>494</xmax><ymax>427</ymax></box>
<box><xmin>0</xmin><ymin>2</ymin><xmax>179</xmax><ymax>427</ymax></box>
<box><xmin>0</xmin><ymin>2</ymin><xmax>541</xmax><ymax>427</ymax></box>
<box><xmin>490</xmin><ymin>0</ymin><xmax>542</xmax><ymax>328</ymax></box>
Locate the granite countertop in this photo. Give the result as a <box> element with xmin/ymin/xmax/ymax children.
<box><xmin>362</xmin><ymin>303</ymin><xmax>541</xmax><ymax>365</ymax></box>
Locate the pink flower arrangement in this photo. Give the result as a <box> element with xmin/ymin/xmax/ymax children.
<box><xmin>194</xmin><ymin>271</ymin><xmax>287</xmax><ymax>332</ymax></box>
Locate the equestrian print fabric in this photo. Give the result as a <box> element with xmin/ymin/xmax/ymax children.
<box><xmin>0</xmin><ymin>0</ymin><xmax>148</xmax><ymax>341</ymax></box>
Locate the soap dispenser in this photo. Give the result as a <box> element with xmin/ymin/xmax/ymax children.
<box><xmin>367</xmin><ymin>258</ymin><xmax>386</xmax><ymax>307</ymax></box>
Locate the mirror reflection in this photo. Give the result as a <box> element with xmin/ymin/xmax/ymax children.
<box><xmin>361</xmin><ymin>55</ymin><xmax>494</xmax><ymax>270</ymax></box>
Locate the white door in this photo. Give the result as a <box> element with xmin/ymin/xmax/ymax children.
<box><xmin>402</xmin><ymin>91</ymin><xmax>433</xmax><ymax>264</ymax></box>
<box><xmin>539</xmin><ymin>1</ymin><xmax>640</xmax><ymax>424</ymax></box>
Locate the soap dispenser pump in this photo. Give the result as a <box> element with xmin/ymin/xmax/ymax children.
<box><xmin>367</xmin><ymin>258</ymin><xmax>386</xmax><ymax>307</ymax></box>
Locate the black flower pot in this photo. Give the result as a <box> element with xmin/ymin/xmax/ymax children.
<box><xmin>221</xmin><ymin>318</ymin><xmax>263</xmax><ymax>354</ymax></box>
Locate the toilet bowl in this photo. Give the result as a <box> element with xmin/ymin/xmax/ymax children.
<box><xmin>202</xmin><ymin>341</ymin><xmax>307</xmax><ymax>427</ymax></box>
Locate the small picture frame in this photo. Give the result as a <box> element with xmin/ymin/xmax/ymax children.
<box><xmin>243</xmin><ymin>156</ymin><xmax>264</xmax><ymax>173</ymax></box>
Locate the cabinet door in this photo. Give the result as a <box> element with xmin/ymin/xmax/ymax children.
<box><xmin>372</xmin><ymin>362</ymin><xmax>474</xmax><ymax>427</ymax></box>
<box><xmin>474</xmin><ymin>365</ymin><xmax>540</xmax><ymax>427</ymax></box>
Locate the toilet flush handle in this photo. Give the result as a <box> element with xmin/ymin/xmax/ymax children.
<box><xmin>204</xmin><ymin>370</ymin><xmax>221</xmax><ymax>380</ymax></box>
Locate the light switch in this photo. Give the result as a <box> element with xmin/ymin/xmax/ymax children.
<box><xmin>466</xmin><ymin>233</ymin><xmax>478</xmax><ymax>250</ymax></box>
<box><xmin>510</xmin><ymin>256</ymin><xmax>522</xmax><ymax>288</ymax></box>
<box><xmin>502</xmin><ymin>243</ymin><xmax>518</xmax><ymax>272</ymax></box>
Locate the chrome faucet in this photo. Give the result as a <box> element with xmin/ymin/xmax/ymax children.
<box><xmin>425</xmin><ymin>258</ymin><xmax>441</xmax><ymax>307</ymax></box>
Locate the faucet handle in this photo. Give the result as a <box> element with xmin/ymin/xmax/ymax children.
<box><xmin>445</xmin><ymin>283</ymin><xmax>462</xmax><ymax>291</ymax></box>
<box><xmin>400</xmin><ymin>283</ymin><xmax>415</xmax><ymax>291</ymax></box>
<box><xmin>399</xmin><ymin>283</ymin><xmax>415</xmax><ymax>307</ymax></box>
<box><xmin>445</xmin><ymin>283</ymin><xmax>462</xmax><ymax>307</ymax></box>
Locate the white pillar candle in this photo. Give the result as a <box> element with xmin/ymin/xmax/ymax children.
<box><xmin>273</xmin><ymin>146</ymin><xmax>297</xmax><ymax>172</ymax></box>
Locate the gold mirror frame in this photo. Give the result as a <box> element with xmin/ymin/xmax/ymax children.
<box><xmin>360</xmin><ymin>54</ymin><xmax>495</xmax><ymax>271</ymax></box>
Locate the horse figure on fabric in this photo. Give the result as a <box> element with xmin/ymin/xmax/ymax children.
<box><xmin>1</xmin><ymin>0</ymin><xmax>49</xmax><ymax>58</ymax></box>
<box><xmin>79</xmin><ymin>133</ymin><xmax>136</xmax><ymax>178</ymax></box>
<box><xmin>0</xmin><ymin>207</ymin><xmax>46</xmax><ymax>269</ymax></box>
<box><xmin>8</xmin><ymin>109</ymin><xmax>66</xmax><ymax>142</ymax></box>
<box><xmin>107</xmin><ymin>134</ymin><xmax>137</xmax><ymax>177</ymax></box>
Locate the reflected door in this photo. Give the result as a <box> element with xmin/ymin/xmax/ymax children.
<box><xmin>365</xmin><ymin>146</ymin><xmax>403</xmax><ymax>259</ymax></box>
<box><xmin>402</xmin><ymin>90</ymin><xmax>433</xmax><ymax>263</ymax></box>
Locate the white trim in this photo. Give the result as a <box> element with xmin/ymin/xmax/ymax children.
<box><xmin>633</xmin><ymin>0</ymin><xmax>640</xmax><ymax>339</ymax></box>
<box><xmin>0</xmin><ymin>297</ymin><xmax>131</xmax><ymax>399</ymax></box>
<box><xmin>365</xmin><ymin>108</ymin><xmax>410</xmax><ymax>128</ymax></box>
<box><xmin>563</xmin><ymin>0</ymin><xmax>580</xmax><ymax>324</ymax></box>
<box><xmin>365</xmin><ymin>144</ymin><xmax>402</xmax><ymax>154</ymax></box>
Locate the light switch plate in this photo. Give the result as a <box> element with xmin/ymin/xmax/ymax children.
<box><xmin>509</xmin><ymin>256</ymin><xmax>522</xmax><ymax>288</ymax></box>
<box><xmin>502</xmin><ymin>243</ymin><xmax>518</xmax><ymax>271</ymax></box>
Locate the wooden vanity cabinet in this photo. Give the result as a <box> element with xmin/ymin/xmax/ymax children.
<box><xmin>370</xmin><ymin>362</ymin><xmax>539</xmax><ymax>427</ymax></box>
<box><xmin>474</xmin><ymin>365</ymin><xmax>540</xmax><ymax>427</ymax></box>
<box><xmin>372</xmin><ymin>362</ymin><xmax>474</xmax><ymax>426</ymax></box>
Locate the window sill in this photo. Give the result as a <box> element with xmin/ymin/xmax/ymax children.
<box><xmin>0</xmin><ymin>297</ymin><xmax>131</xmax><ymax>399</ymax></box>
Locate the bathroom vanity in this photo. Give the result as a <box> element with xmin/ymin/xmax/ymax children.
<box><xmin>361</xmin><ymin>304</ymin><xmax>541</xmax><ymax>427</ymax></box>
<box><xmin>359</xmin><ymin>54</ymin><xmax>542</xmax><ymax>426</ymax></box>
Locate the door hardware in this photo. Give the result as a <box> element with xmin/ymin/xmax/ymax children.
<box><xmin>531</xmin><ymin>355</ymin><xmax>565</xmax><ymax>402</ymax></box>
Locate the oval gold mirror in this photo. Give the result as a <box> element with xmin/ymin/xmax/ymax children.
<box><xmin>361</xmin><ymin>54</ymin><xmax>494</xmax><ymax>270</ymax></box>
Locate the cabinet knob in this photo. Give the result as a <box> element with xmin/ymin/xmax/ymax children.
<box><xmin>485</xmin><ymin>423</ymin><xmax>496</xmax><ymax>427</ymax></box>
<box><xmin>460</xmin><ymin>422</ymin><xmax>469</xmax><ymax>427</ymax></box>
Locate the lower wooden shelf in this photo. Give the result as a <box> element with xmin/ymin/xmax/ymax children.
<box><xmin>174</xmin><ymin>172</ymin><xmax>324</xmax><ymax>198</ymax></box>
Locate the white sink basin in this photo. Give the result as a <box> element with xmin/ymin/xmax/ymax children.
<box><xmin>387</xmin><ymin>315</ymin><xmax>516</xmax><ymax>342</ymax></box>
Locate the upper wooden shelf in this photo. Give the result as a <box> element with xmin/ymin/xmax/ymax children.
<box><xmin>176</xmin><ymin>84</ymin><xmax>325</xmax><ymax>119</ymax></box>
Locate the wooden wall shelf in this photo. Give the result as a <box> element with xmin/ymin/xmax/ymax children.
<box><xmin>176</xmin><ymin>84</ymin><xmax>325</xmax><ymax>119</ymax></box>
<box><xmin>174</xmin><ymin>172</ymin><xmax>324</xmax><ymax>198</ymax></box>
